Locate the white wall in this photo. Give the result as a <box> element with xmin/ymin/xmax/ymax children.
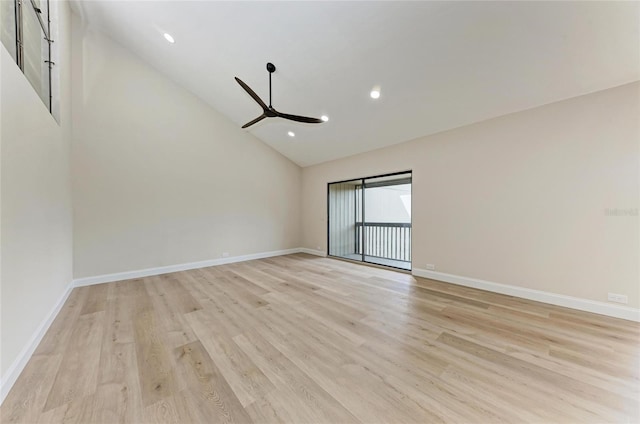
<box><xmin>70</xmin><ymin>18</ymin><xmax>301</xmax><ymax>278</ymax></box>
<box><xmin>303</xmin><ymin>82</ymin><xmax>640</xmax><ymax>309</ymax></box>
<box><xmin>0</xmin><ymin>0</ymin><xmax>72</xmax><ymax>380</ymax></box>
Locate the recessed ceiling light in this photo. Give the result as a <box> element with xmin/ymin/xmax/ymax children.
<box><xmin>163</xmin><ymin>33</ymin><xmax>175</xmax><ymax>43</ymax></box>
<box><xmin>287</xmin><ymin>131</ymin><xmax>295</xmax><ymax>137</ymax></box>
<box><xmin>370</xmin><ymin>88</ymin><xmax>381</xmax><ymax>99</ymax></box>
<box><xmin>321</xmin><ymin>115</ymin><xmax>329</xmax><ymax>122</ymax></box>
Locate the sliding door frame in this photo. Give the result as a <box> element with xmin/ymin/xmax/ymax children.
<box><xmin>327</xmin><ymin>170</ymin><xmax>412</xmax><ymax>271</ymax></box>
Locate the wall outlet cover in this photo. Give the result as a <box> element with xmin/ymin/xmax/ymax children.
<box><xmin>222</xmin><ymin>252</ymin><xmax>230</xmax><ymax>258</ymax></box>
<box><xmin>426</xmin><ymin>264</ymin><xmax>435</xmax><ymax>270</ymax></box>
<box><xmin>607</xmin><ymin>293</ymin><xmax>628</xmax><ymax>304</ymax></box>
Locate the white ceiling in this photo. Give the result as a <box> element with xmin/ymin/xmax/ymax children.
<box><xmin>70</xmin><ymin>1</ymin><xmax>640</xmax><ymax>167</ymax></box>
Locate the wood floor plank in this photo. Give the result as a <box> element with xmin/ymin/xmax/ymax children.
<box><xmin>49</xmin><ymin>394</ymin><xmax>97</xmax><ymax>424</ymax></box>
<box><xmin>89</xmin><ymin>281</ymin><xmax>145</xmax><ymax>422</ymax></box>
<box><xmin>42</xmin><ymin>311</ymin><xmax>105</xmax><ymax>412</ymax></box>
<box><xmin>197</xmin><ymin>267</ymin><xmax>270</xmax><ymax>309</ymax></box>
<box><xmin>1</xmin><ymin>253</ymin><xmax>638</xmax><ymax>423</ymax></box>
<box><xmin>104</xmin><ymin>279</ymin><xmax>147</xmax><ymax>344</ymax></box>
<box><xmin>184</xmin><ymin>307</ymin><xmax>276</xmax><ymax>408</ymax></box>
<box><xmin>148</xmin><ymin>273</ymin><xmax>203</xmax><ymax>315</ymax></box>
<box><xmin>143</xmin><ymin>397</ymin><xmax>180</xmax><ymax>423</ymax></box>
<box><xmin>0</xmin><ymin>354</ymin><xmax>62</xmax><ymax>423</ymax></box>
<box><xmin>253</xmin><ymin>313</ymin><xmax>449</xmax><ymax>423</ymax></box>
<box><xmin>244</xmin><ymin>395</ymin><xmax>293</xmax><ymax>424</ymax></box>
<box><xmin>144</xmin><ymin>275</ymin><xmax>203</xmax><ymax>394</ymax></box>
<box><xmin>132</xmin><ymin>285</ymin><xmax>179</xmax><ymax>407</ymax></box>
<box><xmin>436</xmin><ymin>331</ymin><xmax>634</xmax><ymax>421</ymax></box>
<box><xmin>173</xmin><ymin>340</ymin><xmax>253</xmax><ymax>423</ymax></box>
<box><xmin>80</xmin><ymin>282</ymin><xmax>109</xmax><ymax>315</ymax></box>
<box><xmin>95</xmin><ymin>339</ymin><xmax>145</xmax><ymax>423</ymax></box>
<box><xmin>233</xmin><ymin>331</ymin><xmax>361</xmax><ymax>423</ymax></box>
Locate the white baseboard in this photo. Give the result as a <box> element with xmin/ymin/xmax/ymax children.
<box><xmin>298</xmin><ymin>248</ymin><xmax>326</xmax><ymax>257</ymax></box>
<box><xmin>412</xmin><ymin>268</ymin><xmax>639</xmax><ymax>322</ymax></box>
<box><xmin>0</xmin><ymin>281</ymin><xmax>74</xmax><ymax>405</ymax></box>
<box><xmin>7</xmin><ymin>252</ymin><xmax>633</xmax><ymax>408</ymax></box>
<box><xmin>73</xmin><ymin>248</ymin><xmax>302</xmax><ymax>287</ymax></box>
<box><xmin>1</xmin><ymin>247</ymin><xmax>304</xmax><ymax>406</ymax></box>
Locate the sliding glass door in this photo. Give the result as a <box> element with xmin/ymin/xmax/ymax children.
<box><xmin>328</xmin><ymin>179</ymin><xmax>361</xmax><ymax>261</ymax></box>
<box><xmin>328</xmin><ymin>171</ymin><xmax>411</xmax><ymax>270</ymax></box>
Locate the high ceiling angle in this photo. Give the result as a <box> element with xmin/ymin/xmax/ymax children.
<box><xmin>70</xmin><ymin>1</ymin><xmax>640</xmax><ymax>166</ymax></box>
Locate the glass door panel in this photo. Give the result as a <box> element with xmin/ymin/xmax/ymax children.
<box><xmin>328</xmin><ymin>179</ymin><xmax>362</xmax><ymax>261</ymax></box>
<box><xmin>363</xmin><ymin>173</ymin><xmax>411</xmax><ymax>270</ymax></box>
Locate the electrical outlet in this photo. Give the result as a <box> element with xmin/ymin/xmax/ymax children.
<box><xmin>425</xmin><ymin>264</ymin><xmax>435</xmax><ymax>271</ymax></box>
<box><xmin>222</xmin><ymin>252</ymin><xmax>229</xmax><ymax>258</ymax></box>
<box><xmin>607</xmin><ymin>293</ymin><xmax>628</xmax><ymax>304</ymax></box>
<box><xmin>317</xmin><ymin>246</ymin><xmax>322</xmax><ymax>251</ymax></box>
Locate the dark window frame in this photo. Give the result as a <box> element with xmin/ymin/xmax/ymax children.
<box><xmin>12</xmin><ymin>0</ymin><xmax>54</xmax><ymax>113</ymax></box>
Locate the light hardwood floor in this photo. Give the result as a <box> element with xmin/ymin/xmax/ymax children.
<box><xmin>2</xmin><ymin>254</ymin><xmax>638</xmax><ymax>423</ymax></box>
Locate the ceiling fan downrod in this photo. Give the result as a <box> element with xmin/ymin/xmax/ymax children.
<box><xmin>267</xmin><ymin>62</ymin><xmax>275</xmax><ymax>108</ymax></box>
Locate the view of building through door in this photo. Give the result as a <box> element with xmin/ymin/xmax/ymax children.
<box><xmin>328</xmin><ymin>171</ymin><xmax>412</xmax><ymax>270</ymax></box>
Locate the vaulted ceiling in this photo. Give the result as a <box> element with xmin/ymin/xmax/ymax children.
<box><xmin>70</xmin><ymin>1</ymin><xmax>640</xmax><ymax>167</ymax></box>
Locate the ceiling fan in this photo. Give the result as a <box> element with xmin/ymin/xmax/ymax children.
<box><xmin>235</xmin><ymin>62</ymin><xmax>324</xmax><ymax>129</ymax></box>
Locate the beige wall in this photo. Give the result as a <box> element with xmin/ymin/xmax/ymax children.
<box><xmin>70</xmin><ymin>19</ymin><xmax>301</xmax><ymax>278</ymax></box>
<box><xmin>303</xmin><ymin>82</ymin><xmax>640</xmax><ymax>308</ymax></box>
<box><xmin>0</xmin><ymin>0</ymin><xmax>73</xmax><ymax>378</ymax></box>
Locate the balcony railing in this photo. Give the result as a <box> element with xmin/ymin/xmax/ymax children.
<box><xmin>355</xmin><ymin>222</ymin><xmax>411</xmax><ymax>262</ymax></box>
